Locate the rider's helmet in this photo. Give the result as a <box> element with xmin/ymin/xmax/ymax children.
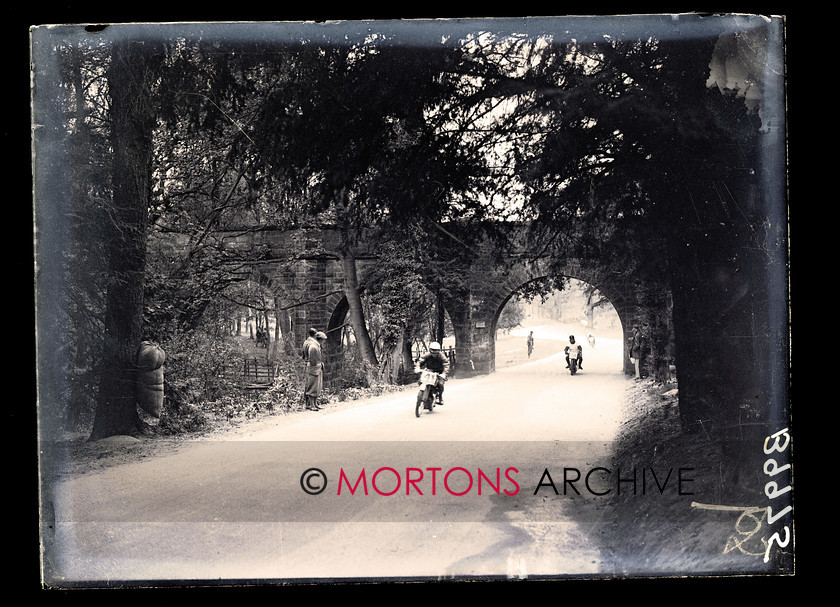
<box><xmin>569</xmin><ymin>335</ymin><xmax>576</xmax><ymax>342</ymax></box>
<box><xmin>430</xmin><ymin>342</ymin><xmax>441</xmax><ymax>351</ymax></box>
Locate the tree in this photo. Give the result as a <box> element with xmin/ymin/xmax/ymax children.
<box><xmin>497</xmin><ymin>297</ymin><xmax>525</xmax><ymax>332</ymax></box>
<box><xmin>245</xmin><ymin>39</ymin><xmax>512</xmax><ymax>384</ymax></box>
<box><xmin>54</xmin><ymin>20</ymin><xmax>778</xmax><ymax>436</ymax></box>
<box><xmin>89</xmin><ymin>40</ymin><xmax>165</xmax><ymax>439</ymax></box>
<box><xmin>361</xmin><ymin>228</ymin><xmax>442</xmax><ymax>382</ymax></box>
<box><xmin>146</xmin><ymin>41</ymin><xmax>288</xmax><ymax>337</ymax></box>
<box><xmin>53</xmin><ymin>43</ymin><xmax>114</xmax><ymax>429</ymax></box>
<box><xmin>482</xmin><ymin>30</ymin><xmax>777</xmax><ymax>427</ymax></box>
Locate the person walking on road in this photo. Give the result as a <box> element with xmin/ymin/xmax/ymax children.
<box><xmin>305</xmin><ymin>331</ymin><xmax>327</xmax><ymax>410</ymax></box>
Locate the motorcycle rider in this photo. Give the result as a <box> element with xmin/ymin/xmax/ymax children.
<box><xmin>565</xmin><ymin>335</ymin><xmax>583</xmax><ymax>370</ymax></box>
<box><xmin>415</xmin><ymin>341</ymin><xmax>450</xmax><ymax>405</ymax></box>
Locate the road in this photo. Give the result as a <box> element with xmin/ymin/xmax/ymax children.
<box><xmin>45</xmin><ymin>326</ymin><xmax>632</xmax><ymax>583</ymax></box>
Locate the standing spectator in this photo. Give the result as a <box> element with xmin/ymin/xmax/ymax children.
<box><xmin>305</xmin><ymin>331</ymin><xmax>327</xmax><ymax>411</ymax></box>
<box><xmin>299</xmin><ymin>327</ymin><xmax>318</xmax><ymax>408</ymax></box>
<box><xmin>527</xmin><ymin>331</ymin><xmax>534</xmax><ymax>359</ymax></box>
<box><xmin>629</xmin><ymin>325</ymin><xmax>643</xmax><ymax>379</ymax></box>
<box><xmin>300</xmin><ymin>327</ymin><xmax>318</xmax><ymax>362</ymax></box>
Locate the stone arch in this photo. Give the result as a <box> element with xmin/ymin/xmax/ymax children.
<box><xmin>234</xmin><ymin>228</ymin><xmax>671</xmax><ymax>382</ymax></box>
<box><xmin>324</xmin><ymin>290</ymin><xmax>348</xmax><ymax>344</ymax></box>
<box><xmin>201</xmin><ymin>224</ymin><xmax>771</xmax><ymax>432</ymax></box>
<box><xmin>325</xmin><ymin>293</ymin><xmax>350</xmax><ymax>341</ymax></box>
<box><xmin>320</xmin><ymin>265</ymin><xmax>459</xmax><ymax>381</ymax></box>
<box><xmin>241</xmin><ymin>265</ymin><xmax>307</xmax><ymax>353</ymax></box>
<box><xmin>224</xmin><ymin>267</ymin><xmax>289</xmax><ymax>346</ymax></box>
<box><xmin>472</xmin><ymin>259</ymin><xmax>656</xmax><ymax>375</ymax></box>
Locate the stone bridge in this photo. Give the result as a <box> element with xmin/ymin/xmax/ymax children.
<box><xmin>157</xmin><ymin>209</ymin><xmax>785</xmax><ymax>434</ymax></box>
<box><xmin>213</xmin><ymin>225</ymin><xmax>664</xmax><ymax>379</ymax></box>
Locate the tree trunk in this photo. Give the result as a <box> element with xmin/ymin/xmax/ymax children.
<box><xmin>435</xmin><ymin>292</ymin><xmax>446</xmax><ymax>343</ymax></box>
<box><xmin>270</xmin><ymin>295</ymin><xmax>281</xmax><ymax>359</ymax></box>
<box><xmin>262</xmin><ymin>306</ymin><xmax>271</xmax><ymax>354</ymax></box>
<box><xmin>339</xmin><ymin>247</ymin><xmax>379</xmax><ymax>386</ymax></box>
<box><xmin>67</xmin><ymin>47</ymin><xmax>93</xmax><ymax>431</ymax></box>
<box><xmin>402</xmin><ymin>332</ymin><xmax>416</xmax><ymax>382</ymax></box>
<box><xmin>89</xmin><ymin>41</ymin><xmax>162</xmax><ymax>440</ymax></box>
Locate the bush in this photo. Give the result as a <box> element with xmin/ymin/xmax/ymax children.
<box><xmin>152</xmin><ymin>334</ymin><xmax>411</xmax><ymax>434</ymax></box>
<box><xmin>253</xmin><ymin>351</ymin><xmax>307</xmax><ymax>412</ymax></box>
<box><xmin>159</xmin><ymin>329</ymin><xmax>244</xmax><ymax>406</ymax></box>
<box><xmin>155</xmin><ymin>400</ymin><xmax>209</xmax><ymax>435</ymax></box>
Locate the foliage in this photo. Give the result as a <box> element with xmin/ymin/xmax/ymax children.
<box><xmin>159</xmin><ymin>326</ymin><xmax>244</xmax><ymax>406</ymax></box>
<box><xmin>47</xmin><ymin>22</ymin><xmax>775</xmax><ymax>438</ymax></box>
<box><xmin>497</xmin><ymin>297</ymin><xmax>525</xmax><ymax>331</ymax></box>
<box><xmin>248</xmin><ymin>43</ymin><xmax>477</xmax><ymax>224</ymax></box>
<box><xmin>324</xmin><ymin>346</ymin><xmax>407</xmax><ymax>400</ymax></box>
<box><xmin>505</xmin><ymin>37</ymin><xmax>762</xmax><ymax>278</ymax></box>
<box><xmin>158</xmin><ymin>335</ymin><xmax>306</xmax><ymax>430</ymax></box>
<box><xmin>362</xmin><ymin>236</ymin><xmax>435</xmax><ymax>341</ymax></box>
<box><xmin>155</xmin><ymin>401</ymin><xmax>210</xmax><ymax>435</ymax></box>
<box><xmin>252</xmin><ymin>350</ymin><xmax>307</xmax><ymax>412</ymax></box>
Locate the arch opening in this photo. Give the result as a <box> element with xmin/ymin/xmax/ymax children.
<box><xmin>226</xmin><ymin>276</ymin><xmax>294</xmax><ymax>358</ymax></box>
<box><xmin>325</xmin><ymin>288</ymin><xmax>457</xmax><ymax>387</ymax></box>
<box><xmin>492</xmin><ymin>277</ymin><xmax>623</xmax><ymax>373</ymax></box>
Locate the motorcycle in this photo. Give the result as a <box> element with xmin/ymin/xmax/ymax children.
<box><xmin>415</xmin><ymin>369</ymin><xmax>443</xmax><ymax>417</ymax></box>
<box><xmin>566</xmin><ymin>344</ymin><xmax>582</xmax><ymax>375</ymax></box>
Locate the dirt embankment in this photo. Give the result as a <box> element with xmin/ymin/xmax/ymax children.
<box><xmin>601</xmin><ymin>380</ymin><xmax>793</xmax><ymax>577</ymax></box>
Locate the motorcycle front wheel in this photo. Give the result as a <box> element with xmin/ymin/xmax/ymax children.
<box><xmin>570</xmin><ymin>360</ymin><xmax>577</xmax><ymax>375</ymax></box>
<box><xmin>416</xmin><ymin>386</ymin><xmax>431</xmax><ymax>417</ymax></box>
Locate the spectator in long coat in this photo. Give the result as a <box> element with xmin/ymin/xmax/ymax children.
<box><xmin>300</xmin><ymin>327</ymin><xmax>318</xmax><ymax>407</ymax></box>
<box><xmin>305</xmin><ymin>332</ymin><xmax>327</xmax><ymax>410</ymax></box>
<box><xmin>300</xmin><ymin>327</ymin><xmax>318</xmax><ymax>362</ymax></box>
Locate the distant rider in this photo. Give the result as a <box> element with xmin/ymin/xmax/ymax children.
<box><xmin>415</xmin><ymin>341</ymin><xmax>450</xmax><ymax>405</ymax></box>
<box><xmin>565</xmin><ymin>335</ymin><xmax>583</xmax><ymax>370</ymax></box>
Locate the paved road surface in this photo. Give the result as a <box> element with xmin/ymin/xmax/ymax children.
<box><xmin>45</xmin><ymin>330</ymin><xmax>631</xmax><ymax>583</ymax></box>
